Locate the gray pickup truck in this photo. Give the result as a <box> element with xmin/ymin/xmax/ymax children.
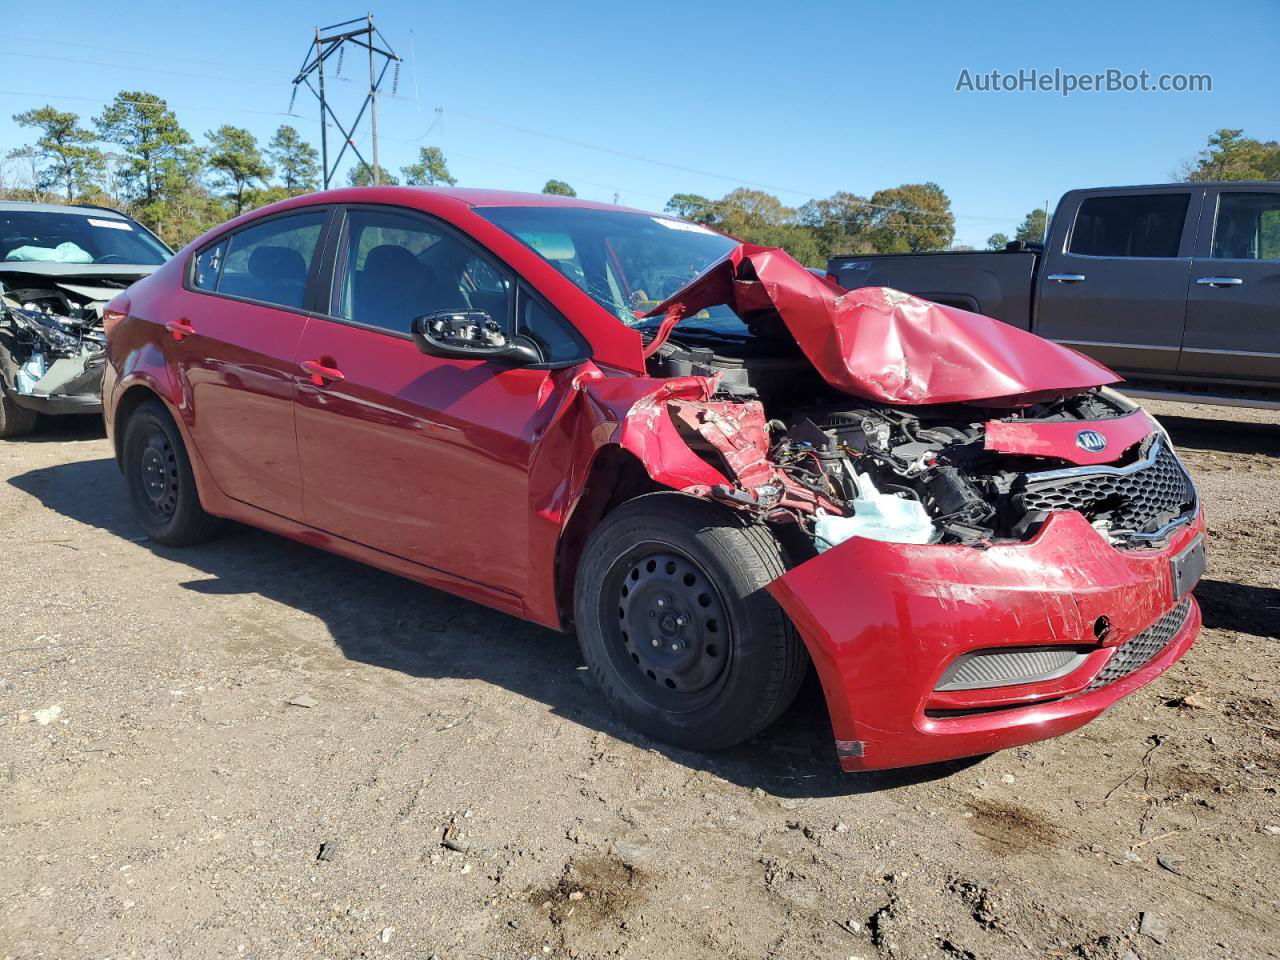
<box><xmin>828</xmin><ymin>182</ymin><xmax>1280</xmax><ymax>407</ymax></box>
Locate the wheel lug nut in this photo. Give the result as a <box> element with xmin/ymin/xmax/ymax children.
<box><xmin>670</xmin><ymin>642</ymin><xmax>681</xmax><ymax>651</ymax></box>
<box><xmin>656</xmin><ymin>598</ymin><xmax>665</xmax><ymax>607</ymax></box>
<box><xmin>651</xmin><ymin>638</ymin><xmax>659</xmax><ymax>647</ymax></box>
<box><xmin>675</xmin><ymin>616</ymin><xmax>686</xmax><ymax>626</ymax></box>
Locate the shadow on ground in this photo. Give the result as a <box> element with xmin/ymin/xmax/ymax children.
<box><xmin>1196</xmin><ymin>578</ymin><xmax>1280</xmax><ymax>639</ymax></box>
<box><xmin>1156</xmin><ymin>413</ymin><xmax>1279</xmax><ymax>455</ymax></box>
<box><xmin>7</xmin><ymin>413</ymin><xmax>106</xmax><ymax>444</ymax></box>
<box><xmin>9</xmin><ymin>455</ymin><xmax>980</xmax><ymax>798</ymax></box>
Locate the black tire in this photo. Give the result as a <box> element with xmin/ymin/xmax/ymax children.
<box><xmin>0</xmin><ymin>387</ymin><xmax>39</xmax><ymax>439</ymax></box>
<box><xmin>122</xmin><ymin>399</ymin><xmax>223</xmax><ymax>546</ymax></box>
<box><xmin>573</xmin><ymin>492</ymin><xmax>807</xmax><ymax>751</ymax></box>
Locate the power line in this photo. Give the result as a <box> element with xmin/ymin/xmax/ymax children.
<box><xmin>1</xmin><ymin>33</ymin><xmax>285</xmax><ymax>76</ymax></box>
<box><xmin>0</xmin><ymin>89</ymin><xmax>1005</xmax><ymax>234</ymax></box>
<box><xmin>444</xmin><ymin>107</ymin><xmax>1018</xmax><ymax>222</ymax></box>
<box><xmin>0</xmin><ymin>49</ymin><xmax>270</xmax><ymax>88</ymax></box>
<box><xmin>0</xmin><ymin>87</ymin><xmax>296</xmax><ymax>119</ymax></box>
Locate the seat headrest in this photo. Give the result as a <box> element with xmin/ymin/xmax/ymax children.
<box><xmin>363</xmin><ymin>244</ymin><xmax>422</xmax><ymax>278</ymax></box>
<box><xmin>248</xmin><ymin>245</ymin><xmax>307</xmax><ymax>285</ymax></box>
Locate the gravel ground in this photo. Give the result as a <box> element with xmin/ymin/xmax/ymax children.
<box><xmin>1</xmin><ymin>398</ymin><xmax>1277</xmax><ymax>960</ymax></box>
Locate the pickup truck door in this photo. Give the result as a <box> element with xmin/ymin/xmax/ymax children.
<box><xmin>1180</xmin><ymin>187</ymin><xmax>1280</xmax><ymax>383</ymax></box>
<box><xmin>1034</xmin><ymin>188</ymin><xmax>1205</xmax><ymax>375</ymax></box>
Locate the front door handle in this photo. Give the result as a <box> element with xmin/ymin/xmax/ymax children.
<box><xmin>300</xmin><ymin>359</ymin><xmax>345</xmax><ymax>385</ymax></box>
<box><xmin>164</xmin><ymin>319</ymin><xmax>196</xmax><ymax>341</ymax></box>
<box><xmin>1046</xmin><ymin>273</ymin><xmax>1087</xmax><ymax>283</ymax></box>
<box><xmin>1196</xmin><ymin>276</ymin><xmax>1244</xmax><ymax>287</ymax></box>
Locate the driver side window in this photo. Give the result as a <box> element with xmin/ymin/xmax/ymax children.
<box><xmin>331</xmin><ymin>209</ymin><xmax>512</xmax><ymax>335</ymax></box>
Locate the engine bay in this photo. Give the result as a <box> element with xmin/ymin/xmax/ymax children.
<box><xmin>646</xmin><ymin>320</ymin><xmax>1192</xmax><ymax>552</ymax></box>
<box><xmin>0</xmin><ymin>277</ymin><xmax>118</xmax><ymax>409</ymax></box>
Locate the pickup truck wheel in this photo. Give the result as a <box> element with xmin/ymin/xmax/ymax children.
<box><xmin>574</xmin><ymin>493</ymin><xmax>806</xmax><ymax>752</ymax></box>
<box><xmin>0</xmin><ymin>387</ymin><xmax>39</xmax><ymax>439</ymax></box>
<box><xmin>122</xmin><ymin>399</ymin><xmax>223</xmax><ymax>546</ymax></box>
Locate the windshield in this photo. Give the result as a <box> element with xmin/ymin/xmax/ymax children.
<box><xmin>0</xmin><ymin>210</ymin><xmax>171</xmax><ymax>266</ymax></box>
<box><xmin>475</xmin><ymin>206</ymin><xmax>747</xmax><ymax>335</ymax></box>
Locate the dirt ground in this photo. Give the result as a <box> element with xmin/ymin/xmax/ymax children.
<box><xmin>1</xmin><ymin>398</ymin><xmax>1277</xmax><ymax>960</ymax></box>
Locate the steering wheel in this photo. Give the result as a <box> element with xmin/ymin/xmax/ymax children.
<box><xmin>96</xmin><ymin>254</ymin><xmax>126</xmax><ymax>264</ymax></box>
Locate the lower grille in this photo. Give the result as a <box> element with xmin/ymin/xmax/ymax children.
<box><xmin>1085</xmin><ymin>598</ymin><xmax>1193</xmax><ymax>692</ymax></box>
<box><xmin>1019</xmin><ymin>441</ymin><xmax>1195</xmax><ymax>546</ymax></box>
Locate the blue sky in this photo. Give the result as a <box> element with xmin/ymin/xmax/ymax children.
<box><xmin>2</xmin><ymin>0</ymin><xmax>1275</xmax><ymax>247</ymax></box>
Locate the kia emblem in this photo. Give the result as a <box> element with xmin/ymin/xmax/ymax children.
<box><xmin>1076</xmin><ymin>430</ymin><xmax>1107</xmax><ymax>453</ymax></box>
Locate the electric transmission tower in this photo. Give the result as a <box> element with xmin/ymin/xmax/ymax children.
<box><xmin>290</xmin><ymin>14</ymin><xmax>402</xmax><ymax>188</ymax></box>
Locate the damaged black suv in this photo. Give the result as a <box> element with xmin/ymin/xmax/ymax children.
<box><xmin>0</xmin><ymin>201</ymin><xmax>171</xmax><ymax>438</ymax></box>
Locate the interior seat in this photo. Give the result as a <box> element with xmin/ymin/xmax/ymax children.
<box><xmin>244</xmin><ymin>245</ymin><xmax>308</xmax><ymax>307</ymax></box>
<box><xmin>356</xmin><ymin>243</ymin><xmax>470</xmax><ymax>330</ymax></box>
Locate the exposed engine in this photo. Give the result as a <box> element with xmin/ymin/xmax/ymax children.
<box><xmin>648</xmin><ymin>327</ymin><xmax>1196</xmax><ymax>552</ymax></box>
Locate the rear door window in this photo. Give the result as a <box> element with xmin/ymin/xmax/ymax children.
<box><xmin>1211</xmin><ymin>192</ymin><xmax>1280</xmax><ymax>260</ymax></box>
<box><xmin>1068</xmin><ymin>194</ymin><xmax>1190</xmax><ymax>258</ymax></box>
<box><xmin>195</xmin><ymin>210</ymin><xmax>326</xmax><ymax>309</ymax></box>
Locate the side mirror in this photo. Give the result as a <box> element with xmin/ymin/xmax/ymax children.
<box><xmin>410</xmin><ymin>310</ymin><xmax>542</xmax><ymax>366</ymax></box>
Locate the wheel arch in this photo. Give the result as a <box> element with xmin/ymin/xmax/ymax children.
<box><xmin>110</xmin><ymin>382</ymin><xmax>211</xmax><ymax>513</ymax></box>
<box><xmin>553</xmin><ymin>444</ymin><xmax>662</xmax><ymax>625</ymax></box>
<box><xmin>111</xmin><ymin>383</ymin><xmax>176</xmax><ymax>466</ymax></box>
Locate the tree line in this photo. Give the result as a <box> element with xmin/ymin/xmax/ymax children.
<box><xmin>2</xmin><ymin>91</ymin><xmax>1274</xmax><ymax>264</ymax></box>
<box><xmin>1</xmin><ymin>91</ymin><xmax>458</xmax><ymax>248</ymax></box>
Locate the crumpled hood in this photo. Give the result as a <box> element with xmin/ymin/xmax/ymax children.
<box><xmin>648</xmin><ymin>244</ymin><xmax>1119</xmax><ymax>406</ymax></box>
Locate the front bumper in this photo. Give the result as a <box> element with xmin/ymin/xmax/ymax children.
<box><xmin>9</xmin><ymin>388</ymin><xmax>103</xmax><ymax>416</ymax></box>
<box><xmin>3</xmin><ymin>349</ymin><xmax>105</xmax><ymax>417</ymax></box>
<box><xmin>768</xmin><ymin>508</ymin><xmax>1205</xmax><ymax>771</ymax></box>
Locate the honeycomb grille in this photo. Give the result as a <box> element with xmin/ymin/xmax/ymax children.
<box><xmin>1019</xmin><ymin>442</ymin><xmax>1194</xmax><ymax>545</ymax></box>
<box><xmin>1085</xmin><ymin>598</ymin><xmax>1192</xmax><ymax>692</ymax></box>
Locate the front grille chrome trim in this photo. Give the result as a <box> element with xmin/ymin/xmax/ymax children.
<box><xmin>1025</xmin><ymin>437</ymin><xmax>1166</xmax><ymax>483</ymax></box>
<box><xmin>1018</xmin><ymin>438</ymin><xmax>1197</xmax><ymax>547</ymax></box>
<box><xmin>1114</xmin><ymin>502</ymin><xmax>1199</xmax><ymax>544</ymax></box>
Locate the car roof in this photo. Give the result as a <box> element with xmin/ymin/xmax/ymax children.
<box><xmin>426</xmin><ymin>187</ymin><xmax>640</xmax><ymax>210</ymax></box>
<box><xmin>1069</xmin><ymin>181</ymin><xmax>1280</xmax><ymax>193</ymax></box>
<box><xmin>325</xmin><ymin>185</ymin><xmax>659</xmax><ymax>216</ymax></box>
<box><xmin>0</xmin><ymin>200</ymin><xmax>133</xmax><ymax>219</ymax></box>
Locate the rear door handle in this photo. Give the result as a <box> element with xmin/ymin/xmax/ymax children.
<box><xmin>300</xmin><ymin>359</ymin><xmax>345</xmax><ymax>385</ymax></box>
<box><xmin>1046</xmin><ymin>273</ymin><xmax>1086</xmax><ymax>283</ymax></box>
<box><xmin>164</xmin><ymin>319</ymin><xmax>196</xmax><ymax>341</ymax></box>
<box><xmin>1196</xmin><ymin>276</ymin><xmax>1243</xmax><ymax>287</ymax></box>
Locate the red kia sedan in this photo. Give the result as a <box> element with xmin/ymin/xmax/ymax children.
<box><xmin>102</xmin><ymin>188</ymin><xmax>1205</xmax><ymax>771</ymax></box>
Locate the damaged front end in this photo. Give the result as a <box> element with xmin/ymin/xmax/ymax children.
<box><xmin>594</xmin><ymin>244</ymin><xmax>1203</xmax><ymax>770</ymax></box>
<box><xmin>619</xmin><ymin>244</ymin><xmax>1195</xmax><ymax>554</ymax></box>
<box><xmin>0</xmin><ymin>274</ymin><xmax>133</xmax><ymax>419</ymax></box>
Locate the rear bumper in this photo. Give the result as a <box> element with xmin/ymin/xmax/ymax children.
<box><xmin>768</xmin><ymin>509</ymin><xmax>1205</xmax><ymax>771</ymax></box>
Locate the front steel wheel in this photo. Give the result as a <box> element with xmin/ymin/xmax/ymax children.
<box><xmin>605</xmin><ymin>546</ymin><xmax>732</xmax><ymax>712</ymax></box>
<box><xmin>574</xmin><ymin>493</ymin><xmax>807</xmax><ymax>751</ymax></box>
